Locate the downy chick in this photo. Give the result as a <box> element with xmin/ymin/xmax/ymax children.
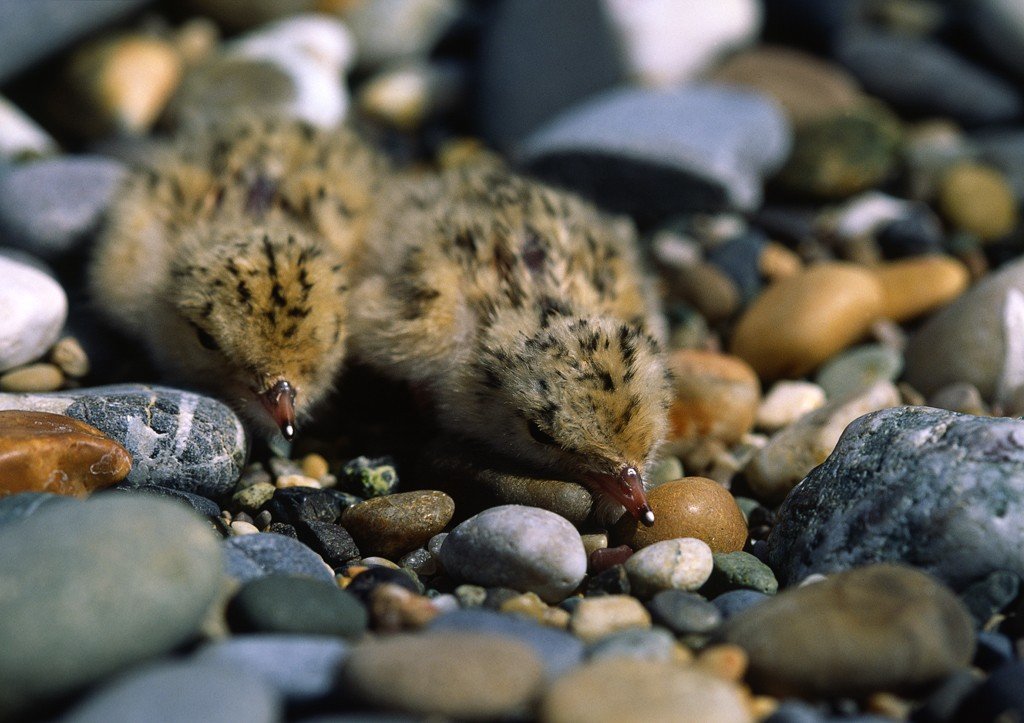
<box><xmin>349</xmin><ymin>164</ymin><xmax>671</xmax><ymax>525</ymax></box>
<box><xmin>90</xmin><ymin>118</ymin><xmax>389</xmax><ymax>441</ymax></box>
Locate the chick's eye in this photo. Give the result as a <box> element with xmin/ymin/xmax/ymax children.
<box><xmin>527</xmin><ymin>419</ymin><xmax>557</xmax><ymax>447</ymax></box>
<box><xmin>192</xmin><ymin>325</ymin><xmax>220</xmax><ymax>351</ymax></box>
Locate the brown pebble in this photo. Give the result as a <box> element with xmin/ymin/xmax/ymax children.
<box><xmin>872</xmin><ymin>255</ymin><xmax>969</xmax><ymax>322</ymax></box>
<box><xmin>369</xmin><ymin>583</ymin><xmax>439</xmax><ymax>632</ymax></box>
<box><xmin>588</xmin><ymin>545</ymin><xmax>633</xmax><ymax>574</ymax></box>
<box><xmin>0</xmin><ymin>363</ymin><xmax>64</xmax><ymax>392</ymax></box>
<box><xmin>0</xmin><ymin>410</ymin><xmax>132</xmax><ymax>497</ymax></box>
<box><xmin>758</xmin><ymin>241</ymin><xmax>803</xmax><ymax>282</ymax></box>
<box><xmin>666</xmin><ymin>350</ymin><xmax>761</xmax><ymax>449</ymax></box>
<box><xmin>668</xmin><ymin>262</ymin><xmax>741</xmax><ymax>322</ymax></box>
<box><xmin>300</xmin><ymin>453</ymin><xmax>330</xmax><ymax>480</ymax></box>
<box><xmin>696</xmin><ymin>643</ymin><xmax>750</xmax><ymax>682</ymax></box>
<box><xmin>341</xmin><ymin>490</ymin><xmax>454</xmax><ymax>560</ymax></box>
<box><xmin>500</xmin><ymin>591</ymin><xmax>570</xmax><ymax>628</ymax></box>
<box><xmin>49</xmin><ymin>336</ymin><xmax>90</xmax><ymax>378</ymax></box>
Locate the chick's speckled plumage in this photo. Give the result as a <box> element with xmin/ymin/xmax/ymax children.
<box><xmin>350</xmin><ymin>164</ymin><xmax>671</xmax><ymax>524</ymax></box>
<box><xmin>91</xmin><ymin>118</ymin><xmax>389</xmax><ymax>439</ymax></box>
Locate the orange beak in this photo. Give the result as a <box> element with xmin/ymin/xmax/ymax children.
<box><xmin>260</xmin><ymin>380</ymin><xmax>297</xmax><ymax>441</ymax></box>
<box><xmin>587</xmin><ymin>466</ymin><xmax>655</xmax><ymax>526</ymax></box>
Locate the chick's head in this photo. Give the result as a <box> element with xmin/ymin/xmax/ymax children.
<box><xmin>165</xmin><ymin>223</ymin><xmax>348</xmax><ymax>440</ymax></box>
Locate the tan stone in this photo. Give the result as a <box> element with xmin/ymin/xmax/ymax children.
<box><xmin>758</xmin><ymin>241</ymin><xmax>803</xmax><ymax>282</ymax></box>
<box><xmin>730</xmin><ymin>262</ymin><xmax>884</xmax><ymax>380</ymax></box>
<box><xmin>341</xmin><ymin>490</ymin><xmax>454</xmax><ymax>560</ymax></box>
<box><xmin>569</xmin><ymin>595</ymin><xmax>651</xmax><ymax>643</ymax></box>
<box><xmin>49</xmin><ymin>337</ymin><xmax>89</xmax><ymax>378</ymax></box>
<box><xmin>619</xmin><ymin>477</ymin><xmax>748</xmax><ymax>553</ymax></box>
<box><xmin>300</xmin><ymin>453</ymin><xmax>330</xmax><ymax>480</ymax></box>
<box><xmin>0</xmin><ymin>363</ymin><xmax>64</xmax><ymax>392</ymax></box>
<box><xmin>939</xmin><ymin>162</ymin><xmax>1018</xmax><ymax>241</ymax></box>
<box><xmin>696</xmin><ymin>643</ymin><xmax>750</xmax><ymax>682</ymax></box>
<box><xmin>872</xmin><ymin>255</ymin><xmax>970</xmax><ymax>322</ymax></box>
<box><xmin>667</xmin><ymin>350</ymin><xmax>761</xmax><ymax>447</ymax></box>
<box><xmin>0</xmin><ymin>410</ymin><xmax>132</xmax><ymax>497</ymax></box>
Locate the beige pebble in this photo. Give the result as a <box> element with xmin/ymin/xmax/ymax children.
<box><xmin>668</xmin><ymin>262</ymin><xmax>741</xmax><ymax>322</ymax></box>
<box><xmin>0</xmin><ymin>363</ymin><xmax>64</xmax><ymax>392</ymax></box>
<box><xmin>369</xmin><ymin>583</ymin><xmax>439</xmax><ymax>632</ymax></box>
<box><xmin>745</xmin><ymin>381</ymin><xmax>901</xmax><ymax>503</ymax></box>
<box><xmin>580</xmin><ymin>533</ymin><xmax>608</xmax><ymax>558</ymax></box>
<box><xmin>172</xmin><ymin>17</ymin><xmax>220</xmax><ymax>67</ymax></box>
<box><xmin>569</xmin><ymin>595</ymin><xmax>652</xmax><ymax>643</ymax></box>
<box><xmin>666</xmin><ymin>350</ymin><xmax>761</xmax><ymax>449</ymax></box>
<box><xmin>275</xmin><ymin>474</ymin><xmax>321</xmax><ymax>489</ymax></box>
<box><xmin>229</xmin><ymin>520</ymin><xmax>260</xmax><ymax>536</ymax></box>
<box><xmin>49</xmin><ymin>336</ymin><xmax>89</xmax><ymax>378</ymax></box>
<box><xmin>758</xmin><ymin>241</ymin><xmax>803</xmax><ymax>282</ymax></box>
<box><xmin>756</xmin><ymin>380</ymin><xmax>826</xmax><ymax>431</ymax></box>
<box><xmin>500</xmin><ymin>592</ymin><xmax>570</xmax><ymax>628</ymax></box>
<box><xmin>300</xmin><ymin>453</ymin><xmax>330</xmax><ymax>480</ymax></box>
<box><xmin>696</xmin><ymin>644</ymin><xmax>749</xmax><ymax>682</ymax></box>
<box><xmin>623</xmin><ymin>538</ymin><xmax>714</xmax><ymax>598</ymax></box>
<box><xmin>731</xmin><ymin>263</ymin><xmax>884</xmax><ymax>381</ymax></box>
<box><xmin>872</xmin><ymin>255</ymin><xmax>970</xmax><ymax>322</ymax></box>
<box><xmin>939</xmin><ymin>162</ymin><xmax>1018</xmax><ymax>241</ymax></box>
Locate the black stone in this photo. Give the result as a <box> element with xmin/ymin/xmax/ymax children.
<box><xmin>960</xmin><ymin>571</ymin><xmax>1021</xmax><ymax>629</ymax></box>
<box><xmin>293</xmin><ymin>519</ymin><xmax>361</xmax><ymax>569</ymax></box>
<box><xmin>226</xmin><ymin>574</ymin><xmax>367</xmax><ymax>639</ymax></box>
<box><xmin>267</xmin><ymin>522</ymin><xmax>297</xmax><ymax>539</ymax></box>
<box><xmin>263</xmin><ymin>487</ymin><xmax>349</xmax><ymax>526</ymax></box>
<box><xmin>646</xmin><ymin>590</ymin><xmax>722</xmax><ymax>636</ymax></box>
<box><xmin>106</xmin><ymin>483</ymin><xmax>219</xmax><ymax>519</ymax></box>
<box><xmin>345</xmin><ymin>566</ymin><xmax>422</xmax><ymax>602</ymax></box>
<box><xmin>877</xmin><ymin>211</ymin><xmax>945</xmax><ymax>259</ymax></box>
<box><xmin>584</xmin><ymin>565</ymin><xmax>630</xmax><ymax>597</ymax></box>
<box><xmin>973</xmin><ymin>631</ymin><xmax>1016</xmax><ymax>672</ymax></box>
<box><xmin>914</xmin><ymin>670</ymin><xmax>980</xmax><ymax>723</ymax></box>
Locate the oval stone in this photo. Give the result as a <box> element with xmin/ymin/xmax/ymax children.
<box><xmin>666</xmin><ymin>350</ymin><xmax>761</xmax><ymax>447</ymax></box>
<box><xmin>939</xmin><ymin>162</ymin><xmax>1018</xmax><ymax>241</ymax></box>
<box><xmin>0</xmin><ymin>410</ymin><xmax>132</xmax><ymax>497</ymax></box>
<box><xmin>341</xmin><ymin>490</ymin><xmax>454</xmax><ymax>561</ymax></box>
<box><xmin>569</xmin><ymin>595</ymin><xmax>652</xmax><ymax>643</ymax></box>
<box><xmin>439</xmin><ymin>505</ymin><xmax>586</xmax><ymax>603</ymax></box>
<box><xmin>624</xmin><ymin>538</ymin><xmax>714</xmax><ymax>598</ymax></box>
<box><xmin>872</xmin><ymin>255</ymin><xmax>969</xmax><ymax>323</ymax></box>
<box><xmin>0</xmin><ymin>254</ymin><xmax>67</xmax><ymax>372</ymax></box>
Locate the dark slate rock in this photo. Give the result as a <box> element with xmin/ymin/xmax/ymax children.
<box><xmin>476</xmin><ymin>0</ymin><xmax>625</xmax><ymax>151</ymax></box>
<box><xmin>0</xmin><ymin>385</ymin><xmax>248</xmax><ymax>500</ymax></box>
<box><xmin>62</xmin><ymin>660</ymin><xmax>280</xmax><ymax>723</ymax></box>
<box><xmin>223</xmin><ymin>533</ymin><xmax>334</xmax><ymax>584</ymax></box>
<box><xmin>0</xmin><ymin>491</ymin><xmax>72</xmax><ymax>526</ymax></box>
<box><xmin>294</xmin><ymin>519</ymin><xmax>361</xmax><ymax>569</ymax></box>
<box><xmin>264</xmin><ymin>487</ymin><xmax>350</xmax><ymax>525</ymax></box>
<box><xmin>0</xmin><ymin>496</ymin><xmax>223</xmax><ymax>720</ymax></box>
<box><xmin>268</xmin><ymin>522</ymin><xmax>298</xmax><ymax>539</ymax></box>
<box><xmin>195</xmin><ymin>635</ymin><xmax>351</xmax><ymax>704</ymax></box>
<box><xmin>106</xmin><ymin>483</ymin><xmax>220</xmax><ymax>519</ymax></box>
<box><xmin>226</xmin><ymin>575</ymin><xmax>368</xmax><ymax>639</ymax></box>
<box><xmin>584</xmin><ymin>564</ymin><xmax>631</xmax><ymax>597</ymax></box>
<box><xmin>960</xmin><ymin>571</ymin><xmax>1021</xmax><ymax>629</ymax></box>
<box><xmin>518</xmin><ymin>85</ymin><xmax>792</xmax><ymax>222</ymax></box>
<box><xmin>710</xmin><ymin>589</ymin><xmax>768</xmax><ymax>619</ymax></box>
<box><xmin>974</xmin><ymin>631</ymin><xmax>1016</xmax><ymax>671</ymax></box>
<box><xmin>877</xmin><ymin>208</ymin><xmax>945</xmax><ymax>259</ymax></box>
<box><xmin>761</xmin><ymin>0</ymin><xmax>856</xmax><ymax>53</ymax></box>
<box><xmin>428</xmin><ymin>608</ymin><xmax>584</xmax><ymax>679</ymax></box>
<box><xmin>340</xmin><ymin>455</ymin><xmax>399</xmax><ymax>498</ymax></box>
<box><xmin>586</xmin><ymin>627</ymin><xmax>678</xmax><ymax>663</ymax></box>
<box><xmin>646</xmin><ymin>590</ymin><xmax>723</xmax><ymax>635</ymax></box>
<box><xmin>0</xmin><ymin>156</ymin><xmax>127</xmax><ymax>258</ymax></box>
<box><xmin>768</xmin><ymin>407</ymin><xmax>1024</xmax><ymax>590</ymax></box>
<box><xmin>954</xmin><ymin>661</ymin><xmax>1024</xmax><ymax>722</ymax></box>
<box><xmin>974</xmin><ymin>129</ymin><xmax>1024</xmax><ymax>202</ymax></box>
<box><xmin>834</xmin><ymin>30</ymin><xmax>1023</xmax><ymax>126</ymax></box>
<box><xmin>705</xmin><ymin>230</ymin><xmax>766</xmax><ymax>303</ymax></box>
<box><xmin>345</xmin><ymin>566</ymin><xmax>422</xmax><ymax>602</ymax></box>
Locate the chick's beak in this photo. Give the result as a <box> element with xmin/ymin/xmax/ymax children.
<box><xmin>260</xmin><ymin>380</ymin><xmax>297</xmax><ymax>441</ymax></box>
<box><xmin>588</xmin><ymin>465</ymin><xmax>655</xmax><ymax>527</ymax></box>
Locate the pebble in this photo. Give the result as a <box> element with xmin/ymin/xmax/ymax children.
<box><xmin>109</xmin><ymin>483</ymin><xmax>220</xmax><ymax>520</ymax></box>
<box><xmin>293</xmin><ymin>519</ymin><xmax>361</xmax><ymax>569</ymax></box>
<box><xmin>341</xmin><ymin>490</ymin><xmax>454</xmax><ymax>561</ymax></box>
<box><xmin>960</xmin><ymin>571</ymin><xmax>1021</xmax><ymax>629</ymax></box>
<box><xmin>586</xmin><ymin>626</ymin><xmax>682</xmax><ymax>663</ymax></box>
<box><xmin>696</xmin><ymin>643</ymin><xmax>750</xmax><ymax>682</ymax></box>
<box><xmin>705</xmin><ymin>227</ymin><xmax>767</xmax><ymax>302</ymax></box>
<box><xmin>702</xmin><ymin>552</ymin><xmax>779</xmax><ymax>597</ymax></box>
<box><xmin>665</xmin><ymin>261</ymin><xmax>742</xmax><ymax>322</ymax></box>
<box><xmin>540</xmin><ymin>658</ymin><xmax>752</xmax><ymax>723</ymax></box>
<box><xmin>227</xmin><ymin>574</ymin><xmax>367</xmax><ymax>638</ymax></box>
<box><xmin>223</xmin><ymin>532</ymin><xmax>334</xmax><ymax>584</ymax></box>
<box><xmin>341</xmin><ymin>632</ymin><xmax>544</xmax><ymax>719</ymax></box>
<box><xmin>340</xmin><ymin>454</ymin><xmax>399</xmax><ymax>498</ymax></box>
<box><xmin>370</xmin><ymin>583</ymin><xmax>441</xmax><ymax>631</ymax></box>
<box><xmin>730</xmin><ymin>262</ymin><xmax>885</xmax><ymax>381</ymax></box>
<box><xmin>0</xmin><ymin>491</ymin><xmax>71</xmax><ymax>526</ymax></box>
<box><xmin>400</xmin><ymin>547</ymin><xmax>436</xmax><ymax>576</ymax></box>
<box><xmin>264</xmin><ymin>486</ymin><xmax>349</xmax><ymax>525</ymax></box>
<box><xmin>872</xmin><ymin>255</ymin><xmax>970</xmax><ymax>322</ymax></box>
<box><xmin>49</xmin><ymin>336</ymin><xmax>89</xmax><ymax>378</ymax></box>
<box><xmin>929</xmin><ymin>382</ymin><xmax>989</xmax><ymax>416</ymax></box>
<box><xmin>877</xmin><ymin>208</ymin><xmax>947</xmax><ymax>260</ymax></box>
<box><xmin>624</xmin><ymin>538</ymin><xmax>715</xmax><ymax>599</ymax></box>
<box><xmin>195</xmin><ymin>635</ymin><xmax>350</xmax><ymax>705</ymax></box>
<box><xmin>231</xmin><ymin>482</ymin><xmax>276</xmax><ymax>517</ymax></box>
<box><xmin>0</xmin><ymin>94</ymin><xmax>56</xmax><ymax>160</ymax></box>
<box><xmin>0</xmin><ymin>156</ymin><xmax>127</xmax><ymax>258</ymax></box>
<box><xmin>756</xmin><ymin>381</ymin><xmax>826</xmax><ymax>431</ymax></box>
<box><xmin>275</xmin><ymin>473</ymin><xmax>319</xmax><ymax>489</ymax></box>
<box><xmin>813</xmin><ymin>344</ymin><xmax>903</xmax><ymax>401</ymax></box>
<box><xmin>499</xmin><ymin>591</ymin><xmax>568</xmax><ymax>628</ymax></box>
<box><xmin>342</xmin><ymin>0</ymin><xmax>462</xmax><ymax>70</ymax></box>
<box><xmin>647</xmin><ymin>590</ymin><xmax>723</xmax><ymax>635</ymax></box>
<box><xmin>300</xmin><ymin>453</ymin><xmax>330</xmax><ymax>480</ymax></box>
<box><xmin>440</xmin><ymin>505</ymin><xmax>587</xmax><ymax>603</ymax></box>
<box><xmin>61</xmin><ymin>660</ymin><xmax>280</xmax><ymax>723</ymax></box>
<box><xmin>768</xmin><ymin>406</ymin><xmax>1024</xmax><ymax>589</ymax></box>
<box><xmin>519</xmin><ymin>84</ymin><xmax>792</xmax><ymax>220</ymax></box>
<box><xmin>744</xmin><ymin>380</ymin><xmax>901</xmax><ymax>503</ymax></box>
<box><xmin>0</xmin><ymin>254</ymin><xmax>67</xmax><ymax>372</ymax></box>
<box><xmin>0</xmin><ymin>362</ymin><xmax>63</xmax><ymax>392</ymax></box>
<box><xmin>619</xmin><ymin>477</ymin><xmax>748</xmax><ymax>553</ymax></box>
<box><xmin>230</xmin><ymin>519</ymin><xmax>260</xmax><ymax>535</ymax></box>
<box><xmin>712</xmin><ymin>589</ymin><xmax>770</xmax><ymax>620</ymax></box>
<box><xmin>722</xmin><ymin>565</ymin><xmax>975</xmax><ymax>698</ymax></box>
<box><xmin>569</xmin><ymin>595</ymin><xmax>652</xmax><ymax>643</ymax></box>
<box><xmin>666</xmin><ymin>349</ymin><xmax>761</xmax><ymax>448</ymax></box>
<box><xmin>357</xmin><ymin>61</ymin><xmax>463</xmax><ymax>131</ymax></box>
<box><xmin>0</xmin><ymin>495</ymin><xmax>223</xmax><ymax>719</ymax></box>
<box><xmin>0</xmin><ymin>385</ymin><xmax>248</xmax><ymax>499</ymax></box>
<box><xmin>938</xmin><ymin>162</ymin><xmax>1019</xmax><ymax>241</ymax></box>
<box><xmin>956</xmin><ymin>661</ymin><xmax>1024</xmax><ymax>722</ymax></box>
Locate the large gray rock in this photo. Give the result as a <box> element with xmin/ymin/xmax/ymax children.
<box><xmin>769</xmin><ymin>406</ymin><xmax>1024</xmax><ymax>590</ymax></box>
<box><xmin>0</xmin><ymin>385</ymin><xmax>248</xmax><ymax>499</ymax></box>
<box><xmin>0</xmin><ymin>495</ymin><xmax>223</xmax><ymax>719</ymax></box>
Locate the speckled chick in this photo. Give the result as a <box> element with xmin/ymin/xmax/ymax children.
<box><xmin>90</xmin><ymin>118</ymin><xmax>390</xmax><ymax>441</ymax></box>
<box><xmin>349</xmin><ymin>164</ymin><xmax>671</xmax><ymax>525</ymax></box>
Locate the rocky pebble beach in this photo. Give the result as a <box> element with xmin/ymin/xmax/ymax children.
<box><xmin>3</xmin><ymin>0</ymin><xmax>1024</xmax><ymax>721</ymax></box>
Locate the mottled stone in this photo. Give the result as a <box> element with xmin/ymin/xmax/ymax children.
<box><xmin>341</xmin><ymin>490</ymin><xmax>453</xmax><ymax>561</ymax></box>
<box><xmin>624</xmin><ymin>538</ymin><xmax>715</xmax><ymax>598</ymax></box>
<box><xmin>340</xmin><ymin>455</ymin><xmax>399</xmax><ymax>497</ymax></box>
<box><xmin>569</xmin><ymin>595</ymin><xmax>652</xmax><ymax>643</ymax></box>
<box><xmin>263</xmin><ymin>486</ymin><xmax>351</xmax><ymax>525</ymax></box>
<box><xmin>872</xmin><ymin>255</ymin><xmax>970</xmax><ymax>323</ymax></box>
<box><xmin>0</xmin><ymin>254</ymin><xmax>67</xmax><ymax>372</ymax></box>
<box><xmin>223</xmin><ymin>532</ymin><xmax>333</xmax><ymax>584</ymax></box>
<box><xmin>666</xmin><ymin>350</ymin><xmax>761</xmax><ymax>448</ymax></box>
<box><xmin>0</xmin><ymin>410</ymin><xmax>131</xmax><ymax>497</ymax></box>
<box><xmin>702</xmin><ymin>552</ymin><xmax>779</xmax><ymax>597</ymax></box>
<box><xmin>293</xmin><ymin>519</ymin><xmax>361</xmax><ymax>569</ymax></box>
<box><xmin>722</xmin><ymin>565</ymin><xmax>975</xmax><ymax>697</ymax></box>
<box><xmin>227</xmin><ymin>574</ymin><xmax>366</xmax><ymax>638</ymax></box>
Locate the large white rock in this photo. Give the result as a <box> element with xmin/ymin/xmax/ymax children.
<box><xmin>0</xmin><ymin>254</ymin><xmax>66</xmax><ymax>371</ymax></box>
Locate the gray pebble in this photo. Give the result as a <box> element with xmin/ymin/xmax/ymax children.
<box><xmin>223</xmin><ymin>532</ymin><xmax>334</xmax><ymax>584</ymax></box>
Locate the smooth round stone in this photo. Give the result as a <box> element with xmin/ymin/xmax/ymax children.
<box><xmin>619</xmin><ymin>477</ymin><xmax>748</xmax><ymax>553</ymax></box>
<box><xmin>519</xmin><ymin>84</ymin><xmax>792</xmax><ymax>220</ymax></box>
<box><xmin>0</xmin><ymin>410</ymin><xmax>131</xmax><ymax>497</ymax></box>
<box><xmin>342</xmin><ymin>632</ymin><xmax>543</xmax><ymax>719</ymax></box>
<box><xmin>223</xmin><ymin>532</ymin><xmax>334</xmax><ymax>584</ymax></box>
<box><xmin>667</xmin><ymin>261</ymin><xmax>742</xmax><ymax>322</ymax></box>
<box><xmin>0</xmin><ymin>496</ymin><xmax>223</xmax><ymax>719</ymax></box>
<box><xmin>768</xmin><ymin>406</ymin><xmax>1024</xmax><ymax>590</ymax></box>
<box><xmin>195</xmin><ymin>635</ymin><xmax>350</xmax><ymax>704</ymax></box>
<box><xmin>702</xmin><ymin>552</ymin><xmax>778</xmax><ymax>596</ymax></box>
<box><xmin>440</xmin><ymin>505</ymin><xmax>586</xmax><ymax>603</ymax></box>
<box><xmin>756</xmin><ymin>380</ymin><xmax>826</xmax><ymax>431</ymax></box>
<box><xmin>61</xmin><ymin>660</ymin><xmax>280</xmax><ymax>723</ymax></box>
<box><xmin>0</xmin><ymin>157</ymin><xmax>127</xmax><ymax>258</ymax></box>
<box><xmin>0</xmin><ymin>491</ymin><xmax>72</xmax><ymax>526</ymax></box>
<box><xmin>0</xmin><ymin>385</ymin><xmax>248</xmax><ymax>499</ymax></box>
<box><xmin>712</xmin><ymin>45</ymin><xmax>863</xmax><ymax>126</ymax></box>
<box><xmin>569</xmin><ymin>595</ymin><xmax>652</xmax><ymax>643</ymax></box>
<box><xmin>624</xmin><ymin>538</ymin><xmax>714</xmax><ymax>599</ymax></box>
<box><xmin>814</xmin><ymin>344</ymin><xmax>903</xmax><ymax>401</ymax></box>
<box><xmin>586</xmin><ymin>626</ymin><xmax>680</xmax><ymax>663</ymax></box>
<box><xmin>960</xmin><ymin>571</ymin><xmax>1021</xmax><ymax>629</ymax></box>
<box><xmin>730</xmin><ymin>262</ymin><xmax>884</xmax><ymax>381</ymax></box>
<box><xmin>939</xmin><ymin>163</ymin><xmax>1018</xmax><ymax>241</ymax></box>
<box><xmin>48</xmin><ymin>335</ymin><xmax>90</xmax><ymax>379</ymax></box>
<box><xmin>666</xmin><ymin>350</ymin><xmax>761</xmax><ymax>448</ymax></box>
<box><xmin>872</xmin><ymin>255</ymin><xmax>970</xmax><ymax>322</ymax></box>
<box><xmin>109</xmin><ymin>483</ymin><xmax>220</xmax><ymax>519</ymax></box>
<box><xmin>342</xmin><ymin>0</ymin><xmax>462</xmax><ymax>70</ymax></box>
<box><xmin>0</xmin><ymin>254</ymin><xmax>66</xmax><ymax>372</ymax></box>
<box><xmin>428</xmin><ymin>608</ymin><xmax>584</xmax><ymax>679</ymax></box>
<box><xmin>929</xmin><ymin>382</ymin><xmax>988</xmax><ymax>416</ymax></box>
<box><xmin>647</xmin><ymin>590</ymin><xmax>723</xmax><ymax>635</ymax></box>
<box><xmin>712</xmin><ymin>589</ymin><xmax>769</xmax><ymax>619</ymax></box>
<box><xmin>722</xmin><ymin>565</ymin><xmax>975</xmax><ymax>698</ymax></box>
<box><xmin>541</xmin><ymin>658</ymin><xmax>752</xmax><ymax>723</ymax></box>
<box><xmin>0</xmin><ymin>362</ymin><xmax>63</xmax><ymax>392</ymax></box>
<box><xmin>226</xmin><ymin>574</ymin><xmax>367</xmax><ymax>638</ymax></box>
<box><xmin>341</xmin><ymin>490</ymin><xmax>454</xmax><ymax>561</ymax></box>
<box><xmin>0</xmin><ymin>94</ymin><xmax>56</xmax><ymax>160</ymax></box>
<box><xmin>745</xmin><ymin>380</ymin><xmax>901</xmax><ymax>503</ymax></box>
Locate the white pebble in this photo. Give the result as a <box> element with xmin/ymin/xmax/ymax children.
<box><xmin>624</xmin><ymin>538</ymin><xmax>714</xmax><ymax>598</ymax></box>
<box><xmin>0</xmin><ymin>95</ymin><xmax>57</xmax><ymax>160</ymax></box>
<box><xmin>230</xmin><ymin>520</ymin><xmax>260</xmax><ymax>536</ymax></box>
<box><xmin>0</xmin><ymin>255</ymin><xmax>67</xmax><ymax>372</ymax></box>
<box><xmin>276</xmin><ymin>474</ymin><xmax>321</xmax><ymax>489</ymax></box>
<box><xmin>756</xmin><ymin>380</ymin><xmax>827</xmax><ymax>432</ymax></box>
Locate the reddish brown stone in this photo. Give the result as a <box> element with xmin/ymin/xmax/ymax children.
<box><xmin>0</xmin><ymin>410</ymin><xmax>132</xmax><ymax>497</ymax></box>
